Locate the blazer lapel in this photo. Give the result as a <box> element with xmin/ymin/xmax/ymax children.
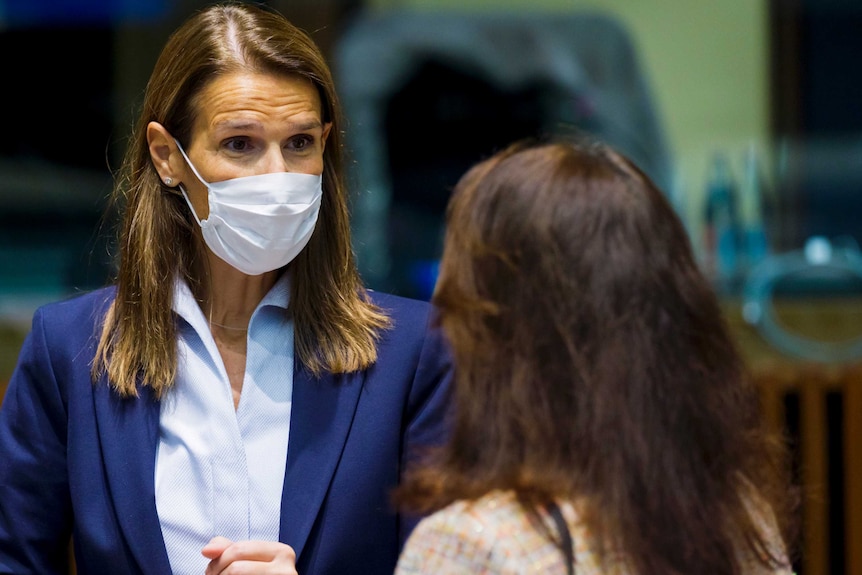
<box><xmin>93</xmin><ymin>378</ymin><xmax>173</xmax><ymax>575</ymax></box>
<box><xmin>279</xmin><ymin>366</ymin><xmax>365</xmax><ymax>558</ymax></box>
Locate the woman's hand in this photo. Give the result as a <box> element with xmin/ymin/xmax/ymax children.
<box><xmin>202</xmin><ymin>536</ymin><xmax>299</xmax><ymax>574</ymax></box>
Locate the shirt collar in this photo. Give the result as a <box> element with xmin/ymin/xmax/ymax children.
<box><xmin>172</xmin><ymin>271</ymin><xmax>292</xmax><ymax>334</ymax></box>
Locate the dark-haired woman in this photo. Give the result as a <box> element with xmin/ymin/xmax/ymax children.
<box><xmin>394</xmin><ymin>138</ymin><xmax>796</xmax><ymax>575</ymax></box>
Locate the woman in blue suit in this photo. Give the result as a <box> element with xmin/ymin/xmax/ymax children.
<box><xmin>0</xmin><ymin>3</ymin><xmax>452</xmax><ymax>574</ymax></box>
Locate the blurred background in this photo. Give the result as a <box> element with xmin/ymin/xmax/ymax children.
<box><xmin>1</xmin><ymin>1</ymin><xmax>861</xmax><ymax>574</ymax></box>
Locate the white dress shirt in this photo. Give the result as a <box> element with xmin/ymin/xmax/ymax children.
<box><xmin>155</xmin><ymin>274</ymin><xmax>293</xmax><ymax>574</ymax></box>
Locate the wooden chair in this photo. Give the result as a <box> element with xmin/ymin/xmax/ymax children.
<box><xmin>727</xmin><ymin>297</ymin><xmax>862</xmax><ymax>575</ymax></box>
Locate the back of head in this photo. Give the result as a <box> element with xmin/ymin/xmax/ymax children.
<box><xmin>436</xmin><ymin>137</ymin><xmax>721</xmax><ymax>404</ymax></box>
<box><xmin>423</xmin><ymin>136</ymin><xmax>795</xmax><ymax>574</ymax></box>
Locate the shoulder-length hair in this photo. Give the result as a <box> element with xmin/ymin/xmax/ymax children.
<box><xmin>395</xmin><ymin>136</ymin><xmax>796</xmax><ymax>574</ymax></box>
<box><xmin>93</xmin><ymin>2</ymin><xmax>389</xmax><ymax>397</ymax></box>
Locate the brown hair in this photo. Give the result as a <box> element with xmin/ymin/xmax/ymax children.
<box><xmin>395</xmin><ymin>137</ymin><xmax>797</xmax><ymax>574</ymax></box>
<box><xmin>93</xmin><ymin>2</ymin><xmax>389</xmax><ymax>397</ymax></box>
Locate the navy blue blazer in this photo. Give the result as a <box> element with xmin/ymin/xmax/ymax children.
<box><xmin>0</xmin><ymin>287</ymin><xmax>453</xmax><ymax>575</ymax></box>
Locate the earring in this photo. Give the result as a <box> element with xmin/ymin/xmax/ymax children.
<box><xmin>164</xmin><ymin>177</ymin><xmax>173</xmax><ymax>186</ymax></box>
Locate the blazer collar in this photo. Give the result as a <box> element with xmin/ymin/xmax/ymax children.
<box><xmin>279</xmin><ymin>365</ymin><xmax>365</xmax><ymax>558</ymax></box>
<box><xmin>93</xmin><ymin>378</ymin><xmax>172</xmax><ymax>575</ymax></box>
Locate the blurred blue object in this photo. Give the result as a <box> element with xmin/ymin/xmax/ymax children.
<box><xmin>1</xmin><ymin>0</ymin><xmax>167</xmax><ymax>25</ymax></box>
<box><xmin>409</xmin><ymin>259</ymin><xmax>440</xmax><ymax>302</ymax></box>
<box><xmin>703</xmin><ymin>152</ymin><xmax>741</xmax><ymax>290</ymax></box>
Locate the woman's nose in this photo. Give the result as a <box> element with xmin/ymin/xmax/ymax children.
<box><xmin>261</xmin><ymin>146</ymin><xmax>290</xmax><ymax>174</ymax></box>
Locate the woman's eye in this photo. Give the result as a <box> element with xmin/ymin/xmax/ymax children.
<box><xmin>223</xmin><ymin>138</ymin><xmax>251</xmax><ymax>152</ymax></box>
<box><xmin>287</xmin><ymin>135</ymin><xmax>314</xmax><ymax>152</ymax></box>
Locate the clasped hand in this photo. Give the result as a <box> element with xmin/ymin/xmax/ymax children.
<box><xmin>202</xmin><ymin>536</ymin><xmax>298</xmax><ymax>574</ymax></box>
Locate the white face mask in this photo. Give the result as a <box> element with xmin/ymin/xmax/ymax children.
<box><xmin>175</xmin><ymin>140</ymin><xmax>323</xmax><ymax>275</ymax></box>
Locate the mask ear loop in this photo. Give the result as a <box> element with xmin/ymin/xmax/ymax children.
<box><xmin>173</xmin><ymin>139</ymin><xmax>218</xmax><ymax>325</ymax></box>
<box><xmin>179</xmin><ymin>186</ymin><xmax>205</xmax><ymax>226</ymax></box>
<box><xmin>173</xmin><ymin>139</ymin><xmax>210</xmax><ymax>186</ymax></box>
<box><xmin>173</xmin><ymin>139</ymin><xmax>209</xmax><ymax>226</ymax></box>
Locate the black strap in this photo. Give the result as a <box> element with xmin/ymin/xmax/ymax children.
<box><xmin>548</xmin><ymin>502</ymin><xmax>575</xmax><ymax>575</ymax></box>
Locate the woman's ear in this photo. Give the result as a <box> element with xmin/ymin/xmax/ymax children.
<box><xmin>321</xmin><ymin>122</ymin><xmax>333</xmax><ymax>152</ymax></box>
<box><xmin>147</xmin><ymin>121</ymin><xmax>181</xmax><ymax>188</ymax></box>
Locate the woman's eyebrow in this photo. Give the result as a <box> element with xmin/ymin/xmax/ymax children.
<box><xmin>288</xmin><ymin>119</ymin><xmax>324</xmax><ymax>132</ymax></box>
<box><xmin>212</xmin><ymin>119</ymin><xmax>323</xmax><ymax>132</ymax></box>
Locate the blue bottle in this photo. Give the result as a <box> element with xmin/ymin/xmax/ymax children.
<box><xmin>703</xmin><ymin>152</ymin><xmax>741</xmax><ymax>291</ymax></box>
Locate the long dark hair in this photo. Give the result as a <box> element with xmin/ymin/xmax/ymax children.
<box><xmin>395</xmin><ymin>137</ymin><xmax>797</xmax><ymax>574</ymax></box>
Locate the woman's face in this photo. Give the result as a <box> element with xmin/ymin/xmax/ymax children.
<box><xmin>179</xmin><ymin>70</ymin><xmax>332</xmax><ymax>220</ymax></box>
